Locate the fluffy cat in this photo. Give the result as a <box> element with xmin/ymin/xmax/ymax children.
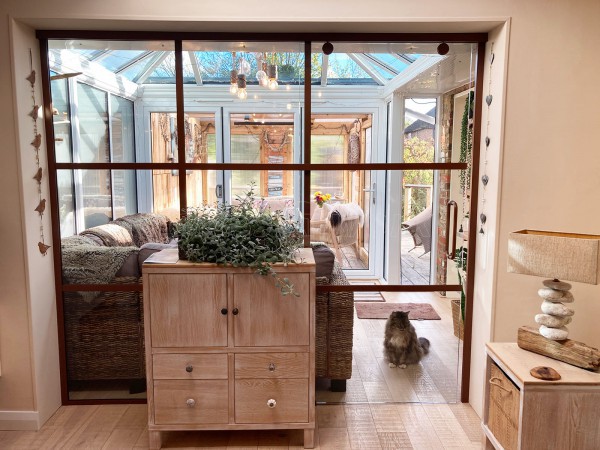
<box><xmin>383</xmin><ymin>310</ymin><xmax>430</xmax><ymax>368</ymax></box>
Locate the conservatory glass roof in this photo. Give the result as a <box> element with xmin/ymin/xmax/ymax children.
<box><xmin>48</xmin><ymin>40</ymin><xmax>462</xmax><ymax>88</ymax></box>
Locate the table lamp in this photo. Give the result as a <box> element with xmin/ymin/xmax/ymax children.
<box><xmin>507</xmin><ymin>230</ymin><xmax>600</xmax><ymax>370</ymax></box>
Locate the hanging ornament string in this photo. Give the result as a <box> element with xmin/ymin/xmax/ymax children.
<box><xmin>27</xmin><ymin>49</ymin><xmax>50</xmax><ymax>255</ymax></box>
<box><xmin>479</xmin><ymin>43</ymin><xmax>494</xmax><ymax>235</ymax></box>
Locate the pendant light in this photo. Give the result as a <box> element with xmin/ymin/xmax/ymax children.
<box><xmin>229</xmin><ymin>52</ymin><xmax>238</xmax><ymax>95</ymax></box>
<box><xmin>267</xmin><ymin>63</ymin><xmax>278</xmax><ymax>90</ymax></box>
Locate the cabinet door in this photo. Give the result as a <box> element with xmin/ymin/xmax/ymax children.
<box><xmin>233</xmin><ymin>273</ymin><xmax>310</xmax><ymax>347</ymax></box>
<box><xmin>149</xmin><ymin>274</ymin><xmax>227</xmax><ymax>347</ymax></box>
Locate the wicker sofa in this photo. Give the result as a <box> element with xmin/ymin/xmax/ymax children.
<box><xmin>61</xmin><ymin>227</ymin><xmax>354</xmax><ymax>392</ymax></box>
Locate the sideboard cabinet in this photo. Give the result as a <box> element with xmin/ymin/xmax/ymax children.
<box><xmin>483</xmin><ymin>343</ymin><xmax>600</xmax><ymax>450</ymax></box>
<box><xmin>143</xmin><ymin>248</ymin><xmax>315</xmax><ymax>449</ymax></box>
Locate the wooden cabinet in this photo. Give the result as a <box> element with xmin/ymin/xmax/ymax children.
<box><xmin>484</xmin><ymin>343</ymin><xmax>600</xmax><ymax>450</ymax></box>
<box><xmin>143</xmin><ymin>248</ymin><xmax>315</xmax><ymax>449</ymax></box>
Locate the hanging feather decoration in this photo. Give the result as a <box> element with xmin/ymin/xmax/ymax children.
<box><xmin>34</xmin><ymin>198</ymin><xmax>46</xmax><ymax>214</ymax></box>
<box><xmin>33</xmin><ymin>167</ymin><xmax>42</xmax><ymax>183</ymax></box>
<box><xmin>37</xmin><ymin>242</ymin><xmax>51</xmax><ymax>255</ymax></box>
<box><xmin>26</xmin><ymin>70</ymin><xmax>36</xmax><ymax>87</ymax></box>
<box><xmin>31</xmin><ymin>133</ymin><xmax>42</xmax><ymax>149</ymax></box>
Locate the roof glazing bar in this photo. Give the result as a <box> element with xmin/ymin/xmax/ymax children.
<box><xmin>394</xmin><ymin>53</ymin><xmax>415</xmax><ymax>64</ymax></box>
<box><xmin>188</xmin><ymin>51</ymin><xmax>203</xmax><ymax>85</ymax></box>
<box><xmin>88</xmin><ymin>49</ymin><xmax>112</xmax><ymax>62</ymax></box>
<box><xmin>115</xmin><ymin>51</ymin><xmax>153</xmax><ymax>73</ymax></box>
<box><xmin>362</xmin><ymin>53</ymin><xmax>399</xmax><ymax>76</ymax></box>
<box><xmin>134</xmin><ymin>51</ymin><xmax>169</xmax><ymax>84</ymax></box>
<box><xmin>348</xmin><ymin>53</ymin><xmax>386</xmax><ymax>85</ymax></box>
<box><xmin>321</xmin><ymin>54</ymin><xmax>329</xmax><ymax>86</ymax></box>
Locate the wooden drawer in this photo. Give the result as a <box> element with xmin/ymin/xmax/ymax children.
<box><xmin>154</xmin><ymin>380</ymin><xmax>228</xmax><ymax>425</ymax></box>
<box><xmin>487</xmin><ymin>363</ymin><xmax>520</xmax><ymax>450</ymax></box>
<box><xmin>235</xmin><ymin>378</ymin><xmax>308</xmax><ymax>424</ymax></box>
<box><xmin>235</xmin><ymin>353</ymin><xmax>309</xmax><ymax>379</ymax></box>
<box><xmin>153</xmin><ymin>354</ymin><xmax>228</xmax><ymax>380</ymax></box>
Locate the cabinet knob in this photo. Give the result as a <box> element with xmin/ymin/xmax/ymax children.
<box><xmin>267</xmin><ymin>398</ymin><xmax>277</xmax><ymax>408</ymax></box>
<box><xmin>186</xmin><ymin>398</ymin><xmax>196</xmax><ymax>407</ymax></box>
<box><xmin>221</xmin><ymin>308</ymin><xmax>228</xmax><ymax>315</ymax></box>
<box><xmin>268</xmin><ymin>363</ymin><xmax>276</xmax><ymax>372</ymax></box>
<box><xmin>185</xmin><ymin>365</ymin><xmax>193</xmax><ymax>373</ymax></box>
<box><xmin>232</xmin><ymin>308</ymin><xmax>239</xmax><ymax>315</ymax></box>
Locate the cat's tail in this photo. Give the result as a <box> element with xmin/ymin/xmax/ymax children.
<box><xmin>418</xmin><ymin>337</ymin><xmax>430</xmax><ymax>355</ymax></box>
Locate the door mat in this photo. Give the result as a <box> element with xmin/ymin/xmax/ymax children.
<box><xmin>355</xmin><ymin>302</ymin><xmax>441</xmax><ymax>320</ymax></box>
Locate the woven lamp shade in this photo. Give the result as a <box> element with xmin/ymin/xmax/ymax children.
<box><xmin>507</xmin><ymin>230</ymin><xmax>600</xmax><ymax>284</ymax></box>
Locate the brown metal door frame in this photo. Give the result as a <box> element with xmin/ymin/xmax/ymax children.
<box><xmin>38</xmin><ymin>31</ymin><xmax>486</xmax><ymax>405</ymax></box>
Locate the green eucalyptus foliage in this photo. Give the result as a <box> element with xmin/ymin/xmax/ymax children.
<box><xmin>176</xmin><ymin>186</ymin><xmax>304</xmax><ymax>297</ymax></box>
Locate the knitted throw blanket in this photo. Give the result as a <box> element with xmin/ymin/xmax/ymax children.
<box><xmin>61</xmin><ymin>244</ymin><xmax>138</xmax><ymax>285</ymax></box>
<box><xmin>112</xmin><ymin>213</ymin><xmax>169</xmax><ymax>247</ymax></box>
<box><xmin>80</xmin><ymin>223</ymin><xmax>134</xmax><ymax>247</ymax></box>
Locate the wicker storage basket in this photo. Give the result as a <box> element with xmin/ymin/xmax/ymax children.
<box><xmin>451</xmin><ymin>299</ymin><xmax>464</xmax><ymax>340</ymax></box>
<box><xmin>63</xmin><ymin>276</ymin><xmax>145</xmax><ymax>381</ymax></box>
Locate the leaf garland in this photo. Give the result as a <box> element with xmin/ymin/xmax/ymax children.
<box><xmin>459</xmin><ymin>91</ymin><xmax>475</xmax><ymax>196</ymax></box>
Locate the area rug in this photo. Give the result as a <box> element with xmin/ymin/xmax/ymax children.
<box><xmin>355</xmin><ymin>302</ymin><xmax>441</xmax><ymax>320</ymax></box>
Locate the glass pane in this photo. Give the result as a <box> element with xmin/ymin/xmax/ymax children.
<box><xmin>153</xmin><ymin>169</ymin><xmax>180</xmax><ymax>219</ymax></box>
<box><xmin>112</xmin><ymin>170</ymin><xmax>137</xmax><ymax>218</ymax></box>
<box><xmin>76</xmin><ymin>169</ymin><xmax>112</xmax><ymax>228</ymax></box>
<box><xmin>186</xmin><ymin>170</ymin><xmax>219</xmax><ymax>207</ymax></box>
<box><xmin>185</xmin><ymin>113</ymin><xmax>217</xmax><ymax>164</ymax></box>
<box><xmin>110</xmin><ymin>95</ymin><xmax>135</xmax><ymax>162</ymax></box>
<box><xmin>150</xmin><ymin>112</ymin><xmax>177</xmax><ymax>163</ymax></box>
<box><xmin>63</xmin><ymin>289</ymin><xmax>145</xmax><ymax>401</ymax></box>
<box><xmin>57</xmin><ymin>170</ymin><xmax>75</xmax><ymax>237</ymax></box>
<box><xmin>404</xmin><ymin>98</ymin><xmax>436</xmax><ymax>164</ymax></box>
<box><xmin>76</xmin><ymin>83</ymin><xmax>109</xmax><ymax>163</ymax></box>
<box><xmin>51</xmin><ymin>77</ymin><xmax>72</xmax><ymax>163</ymax></box>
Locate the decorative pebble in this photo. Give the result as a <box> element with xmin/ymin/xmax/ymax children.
<box><xmin>560</xmin><ymin>291</ymin><xmax>574</xmax><ymax>303</ymax></box>
<box><xmin>543</xmin><ymin>279</ymin><xmax>571</xmax><ymax>291</ymax></box>
<box><xmin>535</xmin><ymin>314</ymin><xmax>572</xmax><ymax>328</ymax></box>
<box><xmin>538</xmin><ymin>288</ymin><xmax>563</xmax><ymax>301</ymax></box>
<box><xmin>541</xmin><ymin>301</ymin><xmax>574</xmax><ymax>317</ymax></box>
<box><xmin>539</xmin><ymin>325</ymin><xmax>569</xmax><ymax>340</ymax></box>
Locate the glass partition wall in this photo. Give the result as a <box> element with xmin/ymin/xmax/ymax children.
<box><xmin>41</xmin><ymin>35</ymin><xmax>484</xmax><ymax>404</ymax></box>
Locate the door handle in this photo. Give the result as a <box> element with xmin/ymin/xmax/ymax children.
<box><xmin>215</xmin><ymin>184</ymin><xmax>223</xmax><ymax>199</ymax></box>
<box><xmin>362</xmin><ymin>182</ymin><xmax>376</xmax><ymax>205</ymax></box>
<box><xmin>446</xmin><ymin>200</ymin><xmax>458</xmax><ymax>260</ymax></box>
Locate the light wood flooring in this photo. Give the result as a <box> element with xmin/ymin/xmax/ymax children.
<box><xmin>316</xmin><ymin>291</ymin><xmax>463</xmax><ymax>405</ymax></box>
<box><xmin>0</xmin><ymin>402</ymin><xmax>482</xmax><ymax>449</ymax></box>
<box><xmin>341</xmin><ymin>231</ymin><xmax>431</xmax><ymax>286</ymax></box>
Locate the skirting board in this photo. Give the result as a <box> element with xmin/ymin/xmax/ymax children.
<box><xmin>0</xmin><ymin>410</ymin><xmax>39</xmax><ymax>430</ymax></box>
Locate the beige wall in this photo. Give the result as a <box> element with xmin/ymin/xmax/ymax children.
<box><xmin>1</xmin><ymin>0</ymin><xmax>599</xmax><ymax>427</ymax></box>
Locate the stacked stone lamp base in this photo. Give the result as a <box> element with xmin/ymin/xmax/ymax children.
<box><xmin>535</xmin><ymin>279</ymin><xmax>574</xmax><ymax>340</ymax></box>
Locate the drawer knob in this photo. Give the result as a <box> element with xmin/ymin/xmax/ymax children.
<box><xmin>186</xmin><ymin>398</ymin><xmax>196</xmax><ymax>407</ymax></box>
<box><xmin>268</xmin><ymin>363</ymin><xmax>276</xmax><ymax>372</ymax></box>
<box><xmin>232</xmin><ymin>308</ymin><xmax>239</xmax><ymax>315</ymax></box>
<box><xmin>221</xmin><ymin>308</ymin><xmax>228</xmax><ymax>315</ymax></box>
<box><xmin>185</xmin><ymin>365</ymin><xmax>193</xmax><ymax>373</ymax></box>
<box><xmin>267</xmin><ymin>398</ymin><xmax>277</xmax><ymax>408</ymax></box>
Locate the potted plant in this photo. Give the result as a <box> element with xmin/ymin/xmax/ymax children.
<box><xmin>175</xmin><ymin>186</ymin><xmax>304</xmax><ymax>296</ymax></box>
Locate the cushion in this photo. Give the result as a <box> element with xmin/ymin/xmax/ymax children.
<box><xmin>115</xmin><ymin>251</ymin><xmax>141</xmax><ymax>278</ymax></box>
<box><xmin>112</xmin><ymin>213</ymin><xmax>169</xmax><ymax>247</ymax></box>
<box><xmin>80</xmin><ymin>223</ymin><xmax>134</xmax><ymax>247</ymax></box>
<box><xmin>311</xmin><ymin>243</ymin><xmax>336</xmax><ymax>279</ymax></box>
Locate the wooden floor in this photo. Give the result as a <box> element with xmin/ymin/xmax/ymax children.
<box><xmin>341</xmin><ymin>231</ymin><xmax>431</xmax><ymax>286</ymax></box>
<box><xmin>316</xmin><ymin>291</ymin><xmax>463</xmax><ymax>405</ymax></box>
<box><xmin>0</xmin><ymin>402</ymin><xmax>482</xmax><ymax>449</ymax></box>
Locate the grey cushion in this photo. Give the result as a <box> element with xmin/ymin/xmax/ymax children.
<box><xmin>115</xmin><ymin>251</ymin><xmax>141</xmax><ymax>278</ymax></box>
<box><xmin>312</xmin><ymin>244</ymin><xmax>336</xmax><ymax>279</ymax></box>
